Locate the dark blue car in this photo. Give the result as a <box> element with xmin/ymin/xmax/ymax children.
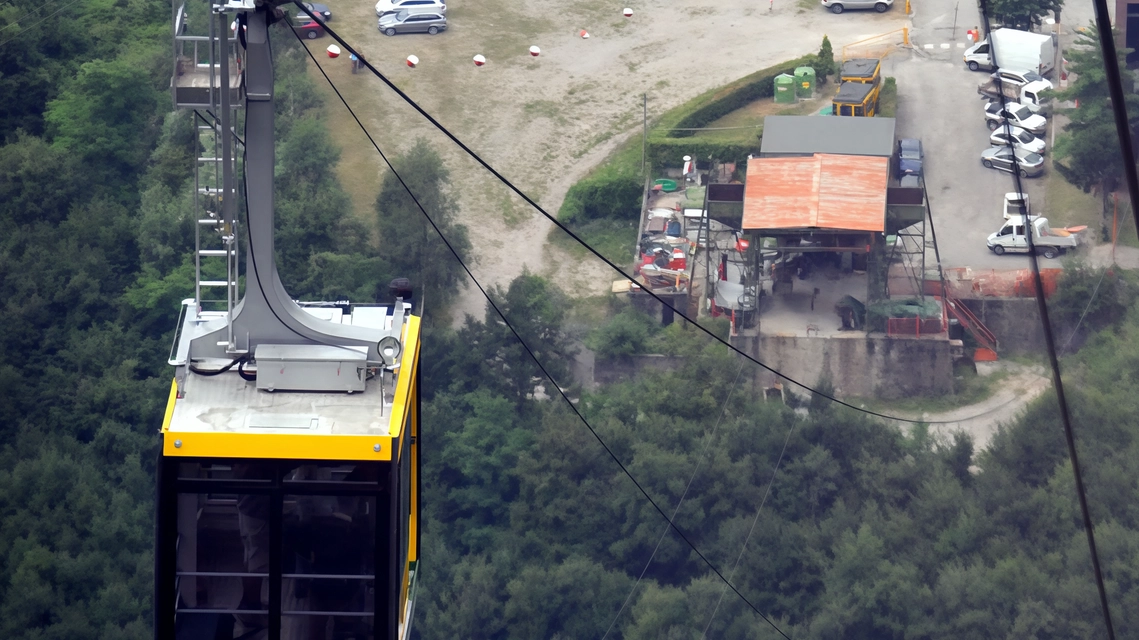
<box><xmin>896</xmin><ymin>138</ymin><xmax>923</xmax><ymax>178</ymax></box>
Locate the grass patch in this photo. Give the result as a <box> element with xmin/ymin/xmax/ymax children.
<box><xmin>797</xmin><ymin>0</ymin><xmax>817</xmax><ymax>11</ymax></box>
<box><xmin>1114</xmin><ymin>198</ymin><xmax>1139</xmax><ymax>248</ymax></box>
<box><xmin>877</xmin><ymin>77</ymin><xmax>897</xmax><ymax>118</ymax></box>
<box><xmin>853</xmin><ymin>364</ymin><xmax>1009</xmax><ymax>415</ymax></box>
<box><xmin>1043</xmin><ymin>168</ymin><xmax>1102</xmax><ymax>233</ymax></box>
<box><xmin>549</xmin><ymin>217</ymin><xmax>639</xmax><ymax>264</ymax></box>
<box><xmin>500</xmin><ymin>193</ymin><xmax>527</xmax><ymax>228</ymax></box>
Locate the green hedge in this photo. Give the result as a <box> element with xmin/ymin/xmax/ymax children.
<box><xmin>557</xmin><ymin>166</ymin><xmax>643</xmax><ymax>223</ymax></box>
<box><xmin>661</xmin><ymin>54</ymin><xmax>816</xmax><ymax>139</ymax></box>
<box><xmin>646</xmin><ymin>136</ymin><xmax>759</xmax><ymax>171</ymax></box>
<box><xmin>878</xmin><ymin>77</ymin><xmax>898</xmax><ymax>118</ymax></box>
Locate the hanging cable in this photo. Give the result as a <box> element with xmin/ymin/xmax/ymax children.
<box><xmin>290</xmin><ymin>26</ymin><xmax>792</xmax><ymax>639</ymax></box>
<box><xmin>700</xmin><ymin>410</ymin><xmax>797</xmax><ymax>638</ymax></box>
<box><xmin>980</xmin><ymin>5</ymin><xmax>1117</xmax><ymax>638</ymax></box>
<box><xmin>601</xmin><ymin>358</ymin><xmax>751</xmax><ymax>640</ymax></box>
<box><xmin>292</xmin><ymin>1</ymin><xmax>1009</xmax><ymax>428</ymax></box>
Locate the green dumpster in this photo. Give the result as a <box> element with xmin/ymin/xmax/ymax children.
<box><xmin>794</xmin><ymin>66</ymin><xmax>816</xmax><ymax>99</ymax></box>
<box><xmin>774</xmin><ymin>73</ymin><xmax>795</xmax><ymax>104</ymax></box>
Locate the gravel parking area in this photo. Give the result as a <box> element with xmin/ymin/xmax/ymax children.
<box><xmin>305</xmin><ymin>0</ymin><xmax>910</xmax><ymax>322</ymax></box>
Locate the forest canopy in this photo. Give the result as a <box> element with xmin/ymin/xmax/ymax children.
<box><xmin>0</xmin><ymin>0</ymin><xmax>1135</xmax><ymax>638</ymax></box>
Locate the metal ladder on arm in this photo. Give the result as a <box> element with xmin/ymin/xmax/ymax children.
<box><xmin>174</xmin><ymin>0</ymin><xmax>245</xmax><ymax>354</ymax></box>
<box><xmin>193</xmin><ymin>111</ymin><xmax>240</xmax><ymax>322</ymax></box>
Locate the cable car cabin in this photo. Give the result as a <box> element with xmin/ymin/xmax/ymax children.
<box><xmin>839</xmin><ymin>57</ymin><xmax>881</xmax><ymax>85</ymax></box>
<box><xmin>833</xmin><ymin>81</ymin><xmax>880</xmax><ymax>117</ymax></box>
<box><xmin>155</xmin><ymin>306</ymin><xmax>421</xmax><ymax>640</ymax></box>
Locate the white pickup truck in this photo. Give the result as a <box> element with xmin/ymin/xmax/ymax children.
<box><xmin>987</xmin><ymin>215</ymin><xmax>1085</xmax><ymax>258</ymax></box>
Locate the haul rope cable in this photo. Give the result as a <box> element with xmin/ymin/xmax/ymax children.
<box><xmin>294</xmin><ymin>1</ymin><xmax>1014</xmax><ymax>428</ymax></box>
<box><xmin>290</xmin><ymin>24</ymin><xmax>793</xmax><ymax>639</ymax></box>
<box><xmin>980</xmin><ymin>2</ymin><xmax>1117</xmax><ymax>636</ymax></box>
<box><xmin>700</xmin><ymin>414</ymin><xmax>797</xmax><ymax>639</ymax></box>
<box><xmin>600</xmin><ymin>358</ymin><xmax>753</xmax><ymax>639</ymax></box>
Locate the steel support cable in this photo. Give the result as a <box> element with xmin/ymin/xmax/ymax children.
<box><xmin>290</xmin><ymin>26</ymin><xmax>793</xmax><ymax>640</ymax></box>
<box><xmin>981</xmin><ymin>5</ymin><xmax>1117</xmax><ymax>638</ymax></box>
<box><xmin>1061</xmin><ymin>266</ymin><xmax>1109</xmax><ymax>351</ymax></box>
<box><xmin>291</xmin><ymin>1</ymin><xmax>996</xmax><ymax>428</ymax></box>
<box><xmin>700</xmin><ymin>415</ymin><xmax>797</xmax><ymax>639</ymax></box>
<box><xmin>600</xmin><ymin>358</ymin><xmax>749</xmax><ymax>640</ymax></box>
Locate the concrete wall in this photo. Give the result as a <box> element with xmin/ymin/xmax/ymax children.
<box><xmin>592</xmin><ymin>354</ymin><xmax>688</xmax><ymax>386</ymax></box>
<box><xmin>749</xmin><ymin>333</ymin><xmax>954</xmax><ymax>399</ymax></box>
<box><xmin>960</xmin><ymin>298</ymin><xmax>1045</xmax><ymax>354</ymax></box>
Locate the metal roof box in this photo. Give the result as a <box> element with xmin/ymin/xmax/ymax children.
<box><xmin>255</xmin><ymin>344</ymin><xmax>368</xmax><ymax>393</ymax></box>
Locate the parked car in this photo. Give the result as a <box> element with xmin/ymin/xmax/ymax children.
<box><xmin>820</xmin><ymin>0</ymin><xmax>892</xmax><ymax>13</ymax></box>
<box><xmin>291</xmin><ymin>12</ymin><xmax>324</xmax><ymax>38</ymax></box>
<box><xmin>300</xmin><ymin>2</ymin><xmax>331</xmax><ymax>20</ymax></box>
<box><xmin>984</xmin><ymin>101</ymin><xmax>1047</xmax><ymax>135</ymax></box>
<box><xmin>980</xmin><ymin>146</ymin><xmax>1044</xmax><ymax>177</ymax></box>
<box><xmin>992</xmin><ymin>68</ymin><xmax>1054</xmax><ymax>91</ymax></box>
<box><xmin>896</xmin><ymin>138</ymin><xmax>923</xmax><ymax>178</ymax></box>
<box><xmin>375</xmin><ymin>0</ymin><xmax>446</xmax><ymax>17</ymax></box>
<box><xmin>989</xmin><ymin>124</ymin><xmax>1046</xmax><ymax>155</ymax></box>
<box><xmin>378</xmin><ymin>9</ymin><xmax>446</xmax><ymax>35</ymax></box>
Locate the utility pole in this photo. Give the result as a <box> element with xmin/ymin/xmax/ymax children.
<box><xmin>641</xmin><ymin>93</ymin><xmax>647</xmax><ymax>175</ymax></box>
<box><xmin>952</xmin><ymin>2</ymin><xmax>959</xmax><ymax>40</ymax></box>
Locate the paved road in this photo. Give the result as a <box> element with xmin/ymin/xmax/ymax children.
<box><xmin>886</xmin><ymin>0</ymin><xmax>1110</xmax><ymax>273</ymax></box>
<box><xmin>884</xmin><ymin>52</ymin><xmax>1043</xmax><ymax>271</ymax></box>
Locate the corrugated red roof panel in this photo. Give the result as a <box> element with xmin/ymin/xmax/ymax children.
<box><xmin>742</xmin><ymin>154</ymin><xmax>888</xmax><ymax>232</ymax></box>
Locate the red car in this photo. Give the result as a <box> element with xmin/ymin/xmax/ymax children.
<box><xmin>292</xmin><ymin>13</ymin><xmax>325</xmax><ymax>39</ymax></box>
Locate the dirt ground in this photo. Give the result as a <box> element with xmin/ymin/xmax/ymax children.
<box><xmin>303</xmin><ymin>0</ymin><xmax>911</xmax><ymax>324</ymax></box>
<box><xmin>897</xmin><ymin>360</ymin><xmax>1052</xmax><ymax>452</ymax></box>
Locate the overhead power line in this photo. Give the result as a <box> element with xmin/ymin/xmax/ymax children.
<box><xmin>981</xmin><ymin>2</ymin><xmax>1117</xmax><ymax>637</ymax></box>
<box><xmin>292</xmin><ymin>3</ymin><xmax>1006</xmax><ymax>429</ymax></box>
<box><xmin>289</xmin><ymin>22</ymin><xmax>793</xmax><ymax>640</ymax></box>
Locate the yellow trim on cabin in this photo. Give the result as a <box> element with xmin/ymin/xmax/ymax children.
<box><xmin>388</xmin><ymin>315</ymin><xmax>421</xmax><ymax>443</ymax></box>
<box><xmin>163</xmin><ymin>431</ymin><xmax>396</xmax><ymax>461</ymax></box>
<box><xmin>162</xmin><ymin>377</ymin><xmax>178</xmax><ymax>432</ymax></box>
<box><xmin>162</xmin><ymin>315</ymin><xmax>422</xmax><ymax>462</ymax></box>
<box><xmin>409</xmin><ymin>398</ymin><xmax>418</xmax><ymax>562</ymax></box>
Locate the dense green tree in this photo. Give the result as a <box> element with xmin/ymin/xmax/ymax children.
<box><xmin>986</xmin><ymin>0</ymin><xmax>1063</xmax><ymax>30</ymax></box>
<box><xmin>44</xmin><ymin>58</ymin><xmax>162</xmax><ymax>181</ymax></box>
<box><xmin>375</xmin><ymin>138</ymin><xmax>471</xmax><ymax>309</ymax></box>
<box><xmin>1053</xmin><ymin>25</ymin><xmax>1139</xmax><ymax>217</ymax></box>
<box><xmin>814</xmin><ymin>35</ymin><xmax>836</xmax><ymax>84</ymax></box>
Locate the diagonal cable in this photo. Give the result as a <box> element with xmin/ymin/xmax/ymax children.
<box><xmin>980</xmin><ymin>7</ymin><xmax>1117</xmax><ymax>638</ymax></box>
<box><xmin>289</xmin><ymin>24</ymin><xmax>793</xmax><ymax>640</ymax></box>
<box><xmin>700</xmin><ymin>413</ymin><xmax>797</xmax><ymax>639</ymax></box>
<box><xmin>292</xmin><ymin>0</ymin><xmax>998</xmax><ymax>428</ymax></box>
<box><xmin>600</xmin><ymin>358</ymin><xmax>748</xmax><ymax>640</ymax></box>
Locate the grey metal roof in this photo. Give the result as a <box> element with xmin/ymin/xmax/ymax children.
<box><xmin>841</xmin><ymin>58</ymin><xmax>880</xmax><ymax>81</ymax></box>
<box><xmin>835</xmin><ymin>82</ymin><xmax>876</xmax><ymax>103</ymax></box>
<box><xmin>759</xmin><ymin>115</ymin><xmax>896</xmax><ymax>157</ymax></box>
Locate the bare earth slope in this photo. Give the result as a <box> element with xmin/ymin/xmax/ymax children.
<box><xmin>309</xmin><ymin>0</ymin><xmax>908</xmax><ymax>322</ymax></box>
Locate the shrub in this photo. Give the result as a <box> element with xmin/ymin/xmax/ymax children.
<box><xmin>661</xmin><ymin>54</ymin><xmax>815</xmax><ymax>138</ymax></box>
<box><xmin>646</xmin><ymin>137</ymin><xmax>758</xmax><ymax>171</ymax></box>
<box><xmin>586</xmin><ymin>307</ymin><xmax>659</xmax><ymax>357</ymax></box>
<box><xmin>558</xmin><ymin>168</ymin><xmax>643</xmax><ymax>224</ymax></box>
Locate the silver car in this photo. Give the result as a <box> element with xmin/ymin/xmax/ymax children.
<box><xmin>375</xmin><ymin>0</ymin><xmax>446</xmax><ymax>17</ymax></box>
<box><xmin>821</xmin><ymin>0</ymin><xmax>892</xmax><ymax>13</ymax></box>
<box><xmin>989</xmin><ymin>125</ymin><xmax>1046</xmax><ymax>155</ymax></box>
<box><xmin>980</xmin><ymin>146</ymin><xmax>1044</xmax><ymax>178</ymax></box>
<box><xmin>379</xmin><ymin>9</ymin><xmax>446</xmax><ymax>35</ymax></box>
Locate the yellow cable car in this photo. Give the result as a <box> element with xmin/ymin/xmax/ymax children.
<box><xmin>839</xmin><ymin>57</ymin><xmax>882</xmax><ymax>85</ymax></box>
<box><xmin>158</xmin><ymin>4</ymin><xmax>421</xmax><ymax>638</ymax></box>
<box><xmin>833</xmin><ymin>81</ymin><xmax>881</xmax><ymax>117</ymax></box>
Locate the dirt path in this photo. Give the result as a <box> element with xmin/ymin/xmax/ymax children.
<box><xmin>897</xmin><ymin>361</ymin><xmax>1052</xmax><ymax>451</ymax></box>
<box><xmin>311</xmin><ymin>0</ymin><xmax>911</xmax><ymax>324</ymax></box>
